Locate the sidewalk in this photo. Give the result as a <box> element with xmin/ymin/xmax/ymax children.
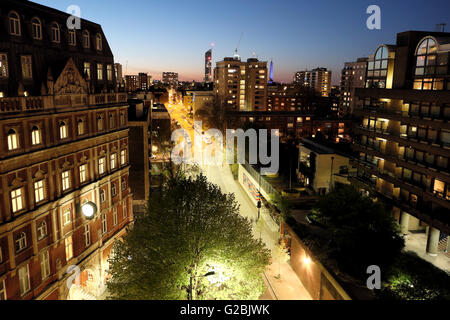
<box><xmin>202</xmin><ymin>164</ymin><xmax>312</xmax><ymax>300</ymax></box>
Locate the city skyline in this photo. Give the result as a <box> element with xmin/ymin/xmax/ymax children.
<box><xmin>35</xmin><ymin>0</ymin><xmax>450</xmax><ymax>84</ymax></box>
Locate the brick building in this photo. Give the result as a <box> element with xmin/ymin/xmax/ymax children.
<box><xmin>0</xmin><ymin>0</ymin><xmax>132</xmax><ymax>300</ymax></box>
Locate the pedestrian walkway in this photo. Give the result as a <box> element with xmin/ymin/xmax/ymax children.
<box><xmin>202</xmin><ymin>164</ymin><xmax>313</xmax><ymax>300</ymax></box>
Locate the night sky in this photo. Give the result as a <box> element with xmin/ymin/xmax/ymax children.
<box><xmin>35</xmin><ymin>0</ymin><xmax>450</xmax><ymax>84</ymax></box>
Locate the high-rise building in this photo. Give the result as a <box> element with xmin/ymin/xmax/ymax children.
<box><xmin>204</xmin><ymin>49</ymin><xmax>212</xmax><ymax>82</ymax></box>
<box><xmin>352</xmin><ymin>31</ymin><xmax>450</xmax><ymax>267</ymax></box>
<box><xmin>214</xmin><ymin>57</ymin><xmax>268</xmax><ymax>111</ymax></box>
<box><xmin>114</xmin><ymin>63</ymin><xmax>124</xmax><ymax>88</ymax></box>
<box><xmin>0</xmin><ymin>0</ymin><xmax>132</xmax><ymax>300</ymax></box>
<box><xmin>162</xmin><ymin>72</ymin><xmax>178</xmax><ymax>86</ymax></box>
<box><xmin>138</xmin><ymin>73</ymin><xmax>149</xmax><ymax>91</ymax></box>
<box><xmin>294</xmin><ymin>68</ymin><xmax>332</xmax><ymax>97</ymax></box>
<box><xmin>125</xmin><ymin>75</ymin><xmax>138</xmax><ymax>92</ymax></box>
<box><xmin>339</xmin><ymin>58</ymin><xmax>368</xmax><ymax>117</ymax></box>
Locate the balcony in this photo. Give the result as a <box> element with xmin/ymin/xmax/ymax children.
<box><xmin>0</xmin><ymin>92</ymin><xmax>128</xmax><ymax>116</ymax></box>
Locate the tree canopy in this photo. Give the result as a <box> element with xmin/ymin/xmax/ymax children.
<box><xmin>309</xmin><ymin>185</ymin><xmax>405</xmax><ymax>278</ymax></box>
<box><xmin>107</xmin><ymin>174</ymin><xmax>270</xmax><ymax>300</ymax></box>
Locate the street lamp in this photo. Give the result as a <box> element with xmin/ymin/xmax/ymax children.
<box><xmin>81</xmin><ymin>201</ymin><xmax>98</xmax><ymax>220</ymax></box>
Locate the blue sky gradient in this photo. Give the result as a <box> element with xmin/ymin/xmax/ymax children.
<box><xmin>35</xmin><ymin>0</ymin><xmax>450</xmax><ymax>84</ymax></box>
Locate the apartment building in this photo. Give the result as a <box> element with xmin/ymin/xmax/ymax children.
<box><xmin>339</xmin><ymin>58</ymin><xmax>368</xmax><ymax>117</ymax></box>
<box><xmin>353</xmin><ymin>31</ymin><xmax>450</xmax><ymax>268</ymax></box>
<box><xmin>294</xmin><ymin>68</ymin><xmax>332</xmax><ymax>97</ymax></box>
<box><xmin>125</xmin><ymin>75</ymin><xmax>138</xmax><ymax>93</ymax></box>
<box><xmin>162</xmin><ymin>72</ymin><xmax>178</xmax><ymax>86</ymax></box>
<box><xmin>0</xmin><ymin>0</ymin><xmax>132</xmax><ymax>300</ymax></box>
<box><xmin>214</xmin><ymin>57</ymin><xmax>268</xmax><ymax>112</ymax></box>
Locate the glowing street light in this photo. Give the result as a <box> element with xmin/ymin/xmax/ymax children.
<box><xmin>81</xmin><ymin>201</ymin><xmax>97</xmax><ymax>220</ymax></box>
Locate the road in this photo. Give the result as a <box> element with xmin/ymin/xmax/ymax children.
<box><xmin>165</xmin><ymin>101</ymin><xmax>312</xmax><ymax>300</ymax></box>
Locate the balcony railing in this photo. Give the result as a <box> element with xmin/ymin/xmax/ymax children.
<box><xmin>0</xmin><ymin>92</ymin><xmax>127</xmax><ymax>115</ymax></box>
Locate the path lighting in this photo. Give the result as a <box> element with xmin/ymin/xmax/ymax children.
<box><xmin>303</xmin><ymin>256</ymin><xmax>311</xmax><ymax>265</ymax></box>
<box><xmin>81</xmin><ymin>201</ymin><xmax>98</xmax><ymax>220</ymax></box>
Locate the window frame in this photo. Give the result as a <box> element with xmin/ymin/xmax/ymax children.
<box><xmin>7</xmin><ymin>129</ymin><xmax>19</xmax><ymax>151</ymax></box>
<box><xmin>61</xmin><ymin>170</ymin><xmax>71</xmax><ymax>191</ymax></box>
<box><xmin>21</xmin><ymin>55</ymin><xmax>33</xmax><ymax>80</ymax></box>
<box><xmin>0</xmin><ymin>53</ymin><xmax>8</xmax><ymax>78</ymax></box>
<box><xmin>65</xmin><ymin>236</ymin><xmax>73</xmax><ymax>261</ymax></box>
<box><xmin>34</xmin><ymin>180</ymin><xmax>45</xmax><ymax>204</ymax></box>
<box><xmin>15</xmin><ymin>232</ymin><xmax>27</xmax><ymax>253</ymax></box>
<box><xmin>9</xmin><ymin>11</ymin><xmax>21</xmax><ymax>36</ymax></box>
<box><xmin>82</xmin><ymin>30</ymin><xmax>90</xmax><ymax>48</ymax></box>
<box><xmin>11</xmin><ymin>188</ymin><xmax>24</xmax><ymax>213</ymax></box>
<box><xmin>40</xmin><ymin>250</ymin><xmax>51</xmax><ymax>280</ymax></box>
<box><xmin>68</xmin><ymin>29</ymin><xmax>76</xmax><ymax>46</ymax></box>
<box><xmin>31</xmin><ymin>17</ymin><xmax>42</xmax><ymax>40</ymax></box>
<box><xmin>51</xmin><ymin>22</ymin><xmax>61</xmax><ymax>43</ymax></box>
<box><xmin>18</xmin><ymin>264</ymin><xmax>30</xmax><ymax>296</ymax></box>
<box><xmin>37</xmin><ymin>221</ymin><xmax>48</xmax><ymax>241</ymax></box>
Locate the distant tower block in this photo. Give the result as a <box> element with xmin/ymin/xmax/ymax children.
<box><xmin>269</xmin><ymin>60</ymin><xmax>274</xmax><ymax>84</ymax></box>
<box><xmin>204</xmin><ymin>49</ymin><xmax>212</xmax><ymax>82</ymax></box>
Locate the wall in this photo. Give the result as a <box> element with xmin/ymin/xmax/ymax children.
<box><xmin>285</xmin><ymin>224</ymin><xmax>352</xmax><ymax>300</ymax></box>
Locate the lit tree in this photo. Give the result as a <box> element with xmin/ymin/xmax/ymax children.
<box><xmin>106</xmin><ymin>174</ymin><xmax>270</xmax><ymax>300</ymax></box>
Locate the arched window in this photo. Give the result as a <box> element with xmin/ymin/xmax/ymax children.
<box><xmin>97</xmin><ymin>115</ymin><xmax>104</xmax><ymax>131</ymax></box>
<box><xmin>31</xmin><ymin>18</ymin><xmax>42</xmax><ymax>40</ymax></box>
<box><xmin>120</xmin><ymin>112</ymin><xmax>125</xmax><ymax>126</ymax></box>
<box><xmin>100</xmin><ymin>189</ymin><xmax>106</xmax><ymax>203</ymax></box>
<box><xmin>31</xmin><ymin>126</ymin><xmax>41</xmax><ymax>145</ymax></box>
<box><xmin>59</xmin><ymin>121</ymin><xmax>68</xmax><ymax>139</ymax></box>
<box><xmin>414</xmin><ymin>37</ymin><xmax>445</xmax><ymax>90</ymax></box>
<box><xmin>366</xmin><ymin>46</ymin><xmax>389</xmax><ymax>89</ymax></box>
<box><xmin>51</xmin><ymin>23</ymin><xmax>60</xmax><ymax>43</ymax></box>
<box><xmin>109</xmin><ymin>114</ymin><xmax>115</xmax><ymax>128</ymax></box>
<box><xmin>96</xmin><ymin>33</ymin><xmax>102</xmax><ymax>51</ymax></box>
<box><xmin>9</xmin><ymin>12</ymin><xmax>21</xmax><ymax>36</ymax></box>
<box><xmin>77</xmin><ymin>118</ymin><xmax>84</xmax><ymax>136</ymax></box>
<box><xmin>82</xmin><ymin>30</ymin><xmax>90</xmax><ymax>48</ymax></box>
<box><xmin>7</xmin><ymin>129</ymin><xmax>19</xmax><ymax>150</ymax></box>
<box><xmin>37</xmin><ymin>221</ymin><xmax>47</xmax><ymax>240</ymax></box>
<box><xmin>15</xmin><ymin>232</ymin><xmax>27</xmax><ymax>252</ymax></box>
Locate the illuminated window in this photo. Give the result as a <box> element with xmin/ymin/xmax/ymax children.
<box><xmin>97</xmin><ymin>115</ymin><xmax>104</xmax><ymax>131</ymax></box>
<box><xmin>366</xmin><ymin>46</ymin><xmax>389</xmax><ymax>89</ymax></box>
<box><xmin>84</xmin><ymin>62</ymin><xmax>91</xmax><ymax>79</ymax></box>
<box><xmin>110</xmin><ymin>153</ymin><xmax>117</xmax><ymax>170</ymax></box>
<box><xmin>7</xmin><ymin>129</ymin><xmax>19</xmax><ymax>150</ymax></box>
<box><xmin>18</xmin><ymin>264</ymin><xmax>30</xmax><ymax>295</ymax></box>
<box><xmin>21</xmin><ymin>55</ymin><xmax>32</xmax><ymax>79</ymax></box>
<box><xmin>59</xmin><ymin>122</ymin><xmax>68</xmax><ymax>139</ymax></box>
<box><xmin>63</xmin><ymin>208</ymin><xmax>71</xmax><ymax>226</ymax></box>
<box><xmin>34</xmin><ymin>180</ymin><xmax>45</xmax><ymax>203</ymax></box>
<box><xmin>62</xmin><ymin>170</ymin><xmax>70</xmax><ymax>191</ymax></box>
<box><xmin>40</xmin><ymin>250</ymin><xmax>50</xmax><ymax>280</ymax></box>
<box><xmin>65</xmin><ymin>236</ymin><xmax>73</xmax><ymax>261</ymax></box>
<box><xmin>414</xmin><ymin>37</ymin><xmax>446</xmax><ymax>90</ymax></box>
<box><xmin>31</xmin><ymin>18</ymin><xmax>42</xmax><ymax>40</ymax></box>
<box><xmin>120</xmin><ymin>150</ymin><xmax>126</xmax><ymax>165</ymax></box>
<box><xmin>99</xmin><ymin>157</ymin><xmax>106</xmax><ymax>175</ymax></box>
<box><xmin>107</xmin><ymin>64</ymin><xmax>113</xmax><ymax>81</ymax></box>
<box><xmin>9</xmin><ymin>12</ymin><xmax>21</xmax><ymax>36</ymax></box>
<box><xmin>79</xmin><ymin>164</ymin><xmax>87</xmax><ymax>183</ymax></box>
<box><xmin>31</xmin><ymin>126</ymin><xmax>41</xmax><ymax>145</ymax></box>
<box><xmin>0</xmin><ymin>53</ymin><xmax>8</xmax><ymax>78</ymax></box>
<box><xmin>97</xmin><ymin>64</ymin><xmax>103</xmax><ymax>80</ymax></box>
<box><xmin>11</xmin><ymin>188</ymin><xmax>24</xmax><ymax>213</ymax></box>
<box><xmin>77</xmin><ymin>118</ymin><xmax>84</xmax><ymax>135</ymax></box>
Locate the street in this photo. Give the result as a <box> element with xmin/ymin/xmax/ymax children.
<box><xmin>165</xmin><ymin>101</ymin><xmax>312</xmax><ymax>300</ymax></box>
